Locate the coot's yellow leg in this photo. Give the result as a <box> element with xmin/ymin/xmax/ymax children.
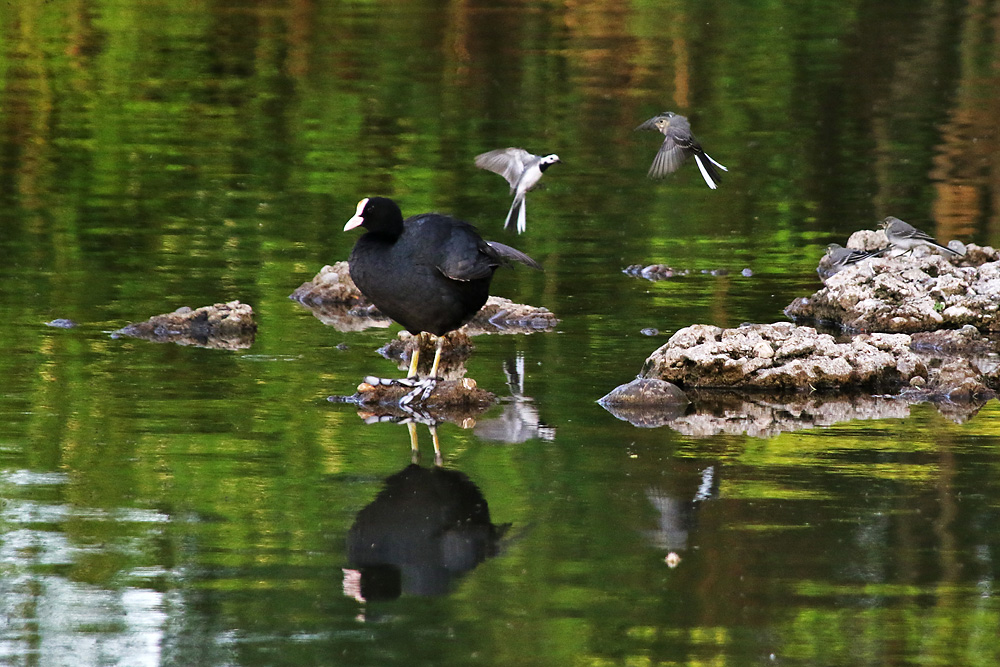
<box><xmin>429</xmin><ymin>334</ymin><xmax>445</xmax><ymax>379</ymax></box>
<box><xmin>406</xmin><ymin>333</ymin><xmax>423</xmax><ymax>378</ymax></box>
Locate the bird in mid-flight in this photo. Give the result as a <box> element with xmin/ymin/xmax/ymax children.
<box><xmin>636</xmin><ymin>112</ymin><xmax>727</xmax><ymax>189</ymax></box>
<box><xmin>474</xmin><ymin>147</ymin><xmax>561</xmax><ymax>234</ymax></box>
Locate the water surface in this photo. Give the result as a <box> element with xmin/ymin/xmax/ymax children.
<box><xmin>2</xmin><ymin>1</ymin><xmax>999</xmax><ymax>665</ymax></box>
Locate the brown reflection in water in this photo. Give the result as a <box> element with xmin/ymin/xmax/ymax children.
<box><xmin>3</xmin><ymin>2</ymin><xmax>55</xmax><ymax>211</ymax></box>
<box><xmin>929</xmin><ymin>0</ymin><xmax>1000</xmax><ymax>242</ymax></box>
<box><xmin>869</xmin><ymin>0</ymin><xmax>1000</xmax><ymax>243</ymax></box>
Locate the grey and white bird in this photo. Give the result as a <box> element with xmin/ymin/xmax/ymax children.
<box><xmin>817</xmin><ymin>243</ymin><xmax>887</xmax><ymax>281</ymax></box>
<box><xmin>636</xmin><ymin>112</ymin><xmax>727</xmax><ymax>188</ymax></box>
<box><xmin>474</xmin><ymin>148</ymin><xmax>561</xmax><ymax>234</ymax></box>
<box><xmin>879</xmin><ymin>216</ymin><xmax>961</xmax><ymax>256</ymax></box>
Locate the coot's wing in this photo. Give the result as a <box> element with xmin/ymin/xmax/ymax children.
<box><xmin>474</xmin><ymin>148</ymin><xmax>534</xmax><ymax>188</ymax></box>
<box><xmin>412</xmin><ymin>215</ymin><xmax>541</xmax><ymax>281</ymax></box>
<box><xmin>436</xmin><ymin>238</ymin><xmax>540</xmax><ymax>281</ymax></box>
<box><xmin>424</xmin><ymin>219</ymin><xmax>497</xmax><ymax>282</ymax></box>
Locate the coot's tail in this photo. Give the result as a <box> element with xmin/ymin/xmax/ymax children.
<box><xmin>485</xmin><ymin>240</ymin><xmax>542</xmax><ymax>270</ymax></box>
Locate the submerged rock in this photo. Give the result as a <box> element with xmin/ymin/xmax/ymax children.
<box><xmin>291</xmin><ymin>262</ymin><xmax>558</xmax><ymax>334</ymax></box>
<box><xmin>624</xmin><ymin>264</ymin><xmax>752</xmax><ymax>281</ymax></box>
<box><xmin>112</xmin><ymin>301</ymin><xmax>256</xmax><ymax>350</ymax></box>
<box><xmin>788</xmin><ymin>242</ymin><xmax>1000</xmax><ymax>332</ymax></box>
<box><xmin>623</xmin><ymin>264</ymin><xmax>689</xmax><ymax>281</ymax></box>
<box><xmin>910</xmin><ymin>325</ymin><xmax>997</xmax><ymax>355</ymax></box>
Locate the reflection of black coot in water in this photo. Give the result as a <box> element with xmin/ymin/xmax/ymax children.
<box><xmin>346</xmin><ymin>464</ymin><xmax>509</xmax><ymax>599</ymax></box>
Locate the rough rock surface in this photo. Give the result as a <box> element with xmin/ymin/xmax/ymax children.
<box><xmin>605</xmin><ymin>234</ymin><xmax>1000</xmax><ymax>434</ymax></box>
<box><xmin>638</xmin><ymin>322</ymin><xmax>998</xmax><ymax>400</ymax></box>
<box><xmin>602</xmin><ymin>363</ymin><xmax>993</xmax><ymax>438</ymax></box>
<box><xmin>597</xmin><ymin>378</ymin><xmax>690</xmax><ymax>427</ymax></box>
<box><xmin>623</xmin><ymin>264</ymin><xmax>692</xmax><ymax>280</ymax></box>
<box><xmin>291</xmin><ymin>262</ymin><xmax>559</xmax><ymax>334</ymax></box>
<box><xmin>599</xmin><ymin>378</ymin><xmax>690</xmax><ymax>406</ymax></box>
<box><xmin>786</xmin><ymin>242</ymin><xmax>1000</xmax><ymax>332</ymax></box>
<box><xmin>465</xmin><ymin>296</ymin><xmax>560</xmax><ymax>334</ymax></box>
<box><xmin>351</xmin><ymin>377</ymin><xmax>494</xmax><ymax>408</ymax></box>
<box><xmin>112</xmin><ymin>301</ymin><xmax>256</xmax><ymax>350</ymax></box>
<box><xmin>290</xmin><ymin>262</ymin><xmax>368</xmax><ymax>307</ymax></box>
<box><xmin>331</xmin><ymin>377</ymin><xmax>497</xmax><ymax>427</ymax></box>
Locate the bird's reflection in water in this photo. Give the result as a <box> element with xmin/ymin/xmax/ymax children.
<box><xmin>474</xmin><ymin>354</ymin><xmax>555</xmax><ymax>444</ymax></box>
<box><xmin>644</xmin><ymin>465</ymin><xmax>718</xmax><ymax>568</ymax></box>
<box><xmin>343</xmin><ymin>422</ymin><xmax>510</xmax><ymax>602</ymax></box>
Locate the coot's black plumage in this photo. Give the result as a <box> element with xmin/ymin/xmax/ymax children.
<box><xmin>344</xmin><ymin>196</ymin><xmax>541</xmax><ymax>378</ymax></box>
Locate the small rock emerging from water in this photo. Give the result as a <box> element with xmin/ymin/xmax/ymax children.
<box><xmin>599</xmin><ymin>378</ymin><xmax>690</xmax><ymax>407</ymax></box>
<box><xmin>330</xmin><ymin>376</ymin><xmax>497</xmax><ymax>426</ymax></box>
<box><xmin>112</xmin><ymin>301</ymin><xmax>256</xmax><ymax>350</ymax></box>
<box><xmin>598</xmin><ymin>378</ymin><xmax>690</xmax><ymax>427</ymax></box>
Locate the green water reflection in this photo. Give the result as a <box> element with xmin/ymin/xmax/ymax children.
<box><xmin>2</xmin><ymin>0</ymin><xmax>1000</xmax><ymax>665</ymax></box>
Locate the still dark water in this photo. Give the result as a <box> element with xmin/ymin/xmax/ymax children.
<box><xmin>2</xmin><ymin>1</ymin><xmax>1000</xmax><ymax>665</ymax></box>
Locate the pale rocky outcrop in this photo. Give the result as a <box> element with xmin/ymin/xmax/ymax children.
<box><xmin>786</xmin><ymin>242</ymin><xmax>1000</xmax><ymax>332</ymax></box>
<box><xmin>599</xmin><ymin>323</ymin><xmax>997</xmax><ymax>436</ymax></box>
<box><xmin>602</xmin><ymin>235</ymin><xmax>1000</xmax><ymax>435</ymax></box>
<box><xmin>638</xmin><ymin>322</ymin><xmax>997</xmax><ymax>400</ymax></box>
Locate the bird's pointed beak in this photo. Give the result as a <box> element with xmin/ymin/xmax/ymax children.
<box><xmin>344</xmin><ymin>198</ymin><xmax>369</xmax><ymax>231</ymax></box>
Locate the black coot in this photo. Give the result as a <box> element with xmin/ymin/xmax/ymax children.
<box><xmin>344</xmin><ymin>196</ymin><xmax>541</xmax><ymax>378</ymax></box>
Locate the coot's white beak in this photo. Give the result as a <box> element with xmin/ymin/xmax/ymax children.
<box><xmin>344</xmin><ymin>198</ymin><xmax>369</xmax><ymax>231</ymax></box>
